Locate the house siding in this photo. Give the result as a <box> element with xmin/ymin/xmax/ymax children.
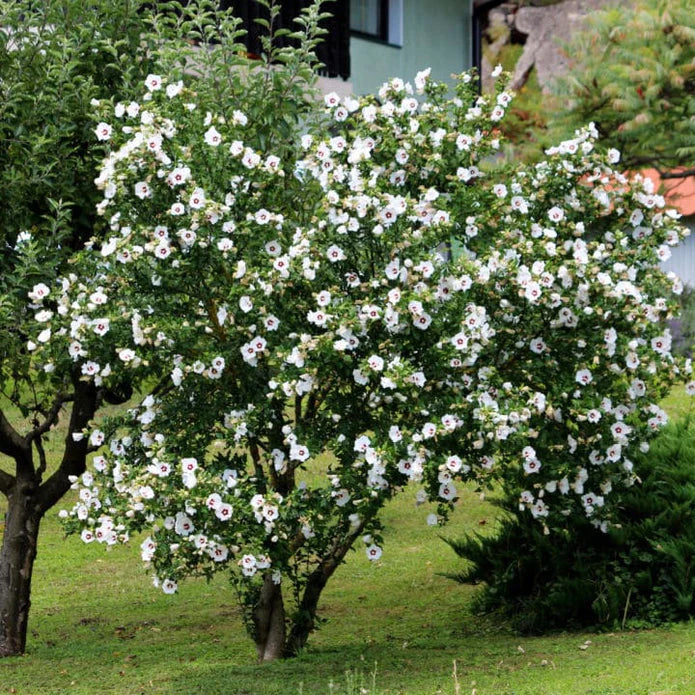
<box><xmin>661</xmin><ymin>217</ymin><xmax>695</xmax><ymax>287</ymax></box>
<box><xmin>350</xmin><ymin>0</ymin><xmax>472</xmax><ymax>95</ymax></box>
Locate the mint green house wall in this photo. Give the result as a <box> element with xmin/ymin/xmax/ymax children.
<box><xmin>350</xmin><ymin>0</ymin><xmax>473</xmax><ymax>95</ymax></box>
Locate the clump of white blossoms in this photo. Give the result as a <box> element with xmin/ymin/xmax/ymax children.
<box><xmin>29</xmin><ymin>67</ymin><xmax>690</xmax><ymax>654</ymax></box>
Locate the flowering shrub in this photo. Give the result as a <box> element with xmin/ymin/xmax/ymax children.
<box><xmin>29</xmin><ymin>65</ymin><xmax>691</xmax><ymax>658</ymax></box>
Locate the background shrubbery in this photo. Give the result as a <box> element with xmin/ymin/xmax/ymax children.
<box><xmin>672</xmin><ymin>286</ymin><xmax>695</xmax><ymax>357</ymax></box>
<box><xmin>447</xmin><ymin>416</ymin><xmax>695</xmax><ymax>633</ymax></box>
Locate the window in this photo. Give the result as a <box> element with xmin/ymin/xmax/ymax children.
<box><xmin>350</xmin><ymin>0</ymin><xmax>403</xmax><ymax>46</ymax></box>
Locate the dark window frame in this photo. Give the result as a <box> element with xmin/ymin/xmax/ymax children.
<box><xmin>350</xmin><ymin>0</ymin><xmax>389</xmax><ymax>43</ymax></box>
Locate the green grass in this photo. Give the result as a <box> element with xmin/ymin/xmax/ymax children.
<box><xmin>1</xmin><ymin>389</ymin><xmax>694</xmax><ymax>694</ymax></box>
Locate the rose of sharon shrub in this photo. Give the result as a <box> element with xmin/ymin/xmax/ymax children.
<box><xmin>28</xmin><ymin>68</ymin><xmax>690</xmax><ymax>659</ymax></box>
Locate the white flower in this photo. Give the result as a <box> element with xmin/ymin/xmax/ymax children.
<box><xmin>232</xmin><ymin>110</ymin><xmax>248</xmax><ymax>126</ymax></box>
<box><xmin>118</xmin><ymin>348</ymin><xmax>135</xmax><ymax>362</ymax></box>
<box><xmin>529</xmin><ymin>337</ymin><xmax>546</xmax><ymax>354</ymax></box>
<box><xmin>438</xmin><ymin>482</ymin><xmax>457</xmax><ymax>501</ymax></box>
<box><xmin>367</xmin><ymin>355</ymin><xmax>384</xmax><ymax>371</ymax></box>
<box><xmin>204</xmin><ymin>126</ymin><xmax>222</xmax><ymax>147</ymax></box>
<box><xmin>365</xmin><ymin>544</ymin><xmax>382</xmax><ymax>561</ymax></box>
<box><xmin>189</xmin><ymin>188</ymin><xmax>206</xmax><ymax>209</ymax></box>
<box><xmin>95</xmin><ymin>122</ymin><xmax>112</xmax><ymax>141</ymax></box>
<box><xmin>166</xmin><ymin>81</ymin><xmax>183</xmax><ymax>98</ymax></box>
<box><xmin>575</xmin><ymin>369</ymin><xmax>593</xmax><ymax>386</ymax></box>
<box><xmin>145</xmin><ymin>74</ymin><xmax>163</xmax><ymax>91</ymax></box>
<box><xmin>290</xmin><ymin>443</ymin><xmax>310</xmax><ymax>462</ymax></box>
<box><xmin>161</xmin><ymin>579</ymin><xmax>178</xmax><ymax>594</ymax></box>
<box><xmin>215</xmin><ymin>503</ymin><xmax>233</xmax><ymax>521</ymax></box>
<box><xmin>326</xmin><ymin>244</ymin><xmax>346</xmax><ymax>262</ymax></box>
<box><xmin>547</xmin><ymin>206</ymin><xmax>565</xmax><ymax>223</ymax></box>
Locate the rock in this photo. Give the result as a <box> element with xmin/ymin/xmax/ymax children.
<box><xmin>510</xmin><ymin>0</ymin><xmax>621</xmax><ymax>92</ymax></box>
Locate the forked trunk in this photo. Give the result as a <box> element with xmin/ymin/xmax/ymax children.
<box><xmin>0</xmin><ymin>491</ymin><xmax>41</xmax><ymax>657</ymax></box>
<box><xmin>252</xmin><ymin>573</ymin><xmax>286</xmax><ymax>662</ymax></box>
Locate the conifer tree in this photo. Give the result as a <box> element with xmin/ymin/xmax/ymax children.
<box><xmin>555</xmin><ymin>0</ymin><xmax>695</xmax><ymax>178</ymax></box>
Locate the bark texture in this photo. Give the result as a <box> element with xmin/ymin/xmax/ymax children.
<box><xmin>252</xmin><ymin>574</ymin><xmax>286</xmax><ymax>662</ymax></box>
<box><xmin>0</xmin><ymin>490</ymin><xmax>41</xmax><ymax>657</ymax></box>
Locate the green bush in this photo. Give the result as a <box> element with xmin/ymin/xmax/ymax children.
<box><xmin>446</xmin><ymin>416</ymin><xmax>695</xmax><ymax>633</ymax></box>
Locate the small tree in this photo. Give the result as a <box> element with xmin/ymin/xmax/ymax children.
<box><xmin>0</xmin><ymin>0</ymin><xmax>167</xmax><ymax>657</ymax></box>
<box><xmin>553</xmin><ymin>0</ymin><xmax>695</xmax><ymax>179</ymax></box>
<box><xmin>38</xmin><ymin>58</ymin><xmax>689</xmax><ymax>660</ymax></box>
<box><xmin>0</xmin><ymin>0</ymin><xmax>327</xmax><ymax>657</ymax></box>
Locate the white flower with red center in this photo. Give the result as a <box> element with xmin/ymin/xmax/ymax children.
<box><xmin>650</xmin><ymin>334</ymin><xmax>671</xmax><ymax>355</ymax></box>
<box><xmin>28</xmin><ymin>283</ymin><xmax>50</xmax><ymax>302</ymax></box>
<box><xmin>587</xmin><ymin>409</ymin><xmax>601</xmax><ymax>423</ymax></box>
<box><xmin>379</xmin><ymin>206</ymin><xmax>399</xmax><ymax>226</ymax></box>
<box><xmin>450</xmin><ymin>331</ymin><xmax>468</xmax><ymax>350</ymax></box>
<box><xmin>146</xmin><ymin>134</ymin><xmax>163</xmax><ymax>152</ymax></box>
<box><xmin>290</xmin><ymin>443</ymin><xmax>310</xmax><ymax>462</ymax></box>
<box><xmin>215</xmin><ymin>503</ymin><xmax>233</xmax><ymax>521</ymax></box>
<box><xmin>170</xmin><ymin>202</ymin><xmax>185</xmax><ymax>216</ymax></box>
<box><xmin>333</xmin><ymin>489</ymin><xmax>351</xmax><ymax>507</ymax></box>
<box><xmin>189</xmin><ymin>188</ymin><xmax>206</xmax><ymax>209</ymax></box>
<box><xmin>204</xmin><ymin>126</ymin><xmax>222</xmax><ymax>147</ymax></box>
<box><xmin>324</xmin><ymin>92</ymin><xmax>340</xmax><ymax>108</ymax></box>
<box><xmin>511</xmin><ymin>195</ymin><xmax>528</xmax><ymax>214</ymax></box>
<box><xmin>523</xmin><ymin>458</ymin><xmax>541</xmax><ymax>474</ymax></box>
<box><xmin>307</xmin><ymin>310</ymin><xmax>330</xmax><ymax>327</ymax></box>
<box><xmin>89</xmin><ymin>290</ymin><xmax>107</xmax><ymax>306</ymax></box>
<box><xmin>529</xmin><ymin>337</ymin><xmax>546</xmax><ymax>354</ymax></box>
<box><xmin>446</xmin><ymin>455</ymin><xmax>462</xmax><ymax>473</ymax></box>
<box><xmin>154</xmin><ymin>244</ymin><xmax>171</xmax><ymax>260</ymax></box>
<box><xmin>611</xmin><ymin>422</ymin><xmax>632</xmax><ymax>440</ymax></box>
<box><xmin>365</xmin><ymin>544</ymin><xmax>382</xmax><ymax>561</ymax></box>
<box><xmin>177</xmin><ymin>229</ymin><xmax>196</xmax><ymax>247</ymax></box>
<box><xmin>524</xmin><ymin>281</ymin><xmax>542</xmax><ymax>302</ymax></box>
<box><xmin>254</xmin><ymin>209</ymin><xmax>271</xmax><ymax>225</ymax></box>
<box><xmin>576</xmin><ymin>368</ymin><xmax>593</xmax><ymax>386</ymax></box>
<box><xmin>241</xmin><ymin>148</ymin><xmax>260</xmax><ymax>169</ymax></box>
<box><xmin>95</xmin><ymin>122</ymin><xmax>112</xmax><ymax>141</ymax></box>
<box><xmin>413</xmin><ymin>313</ymin><xmax>432</xmax><ymax>330</ymax></box>
<box><xmin>438</xmin><ymin>481</ymin><xmax>457</xmax><ymax>501</ymax></box>
<box><xmin>367</xmin><ymin>355</ymin><xmax>384</xmax><ymax>371</ymax></box>
<box><xmin>144</xmin><ymin>74</ymin><xmax>162</xmax><ymax>91</ymax></box>
<box><xmin>326</xmin><ymin>244</ymin><xmax>345</xmax><ymax>262</ymax></box>
<box><xmin>91</xmin><ymin>318</ymin><xmax>110</xmax><ymax>336</ymax></box>
<box><xmin>547</xmin><ymin>206</ymin><xmax>565</xmax><ymax>223</ymax></box>
<box><xmin>490</xmin><ymin>105</ymin><xmax>505</xmax><ymax>121</ymax></box>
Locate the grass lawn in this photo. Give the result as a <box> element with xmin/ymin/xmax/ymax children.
<box><xmin>1</xmin><ymin>390</ymin><xmax>694</xmax><ymax>694</ymax></box>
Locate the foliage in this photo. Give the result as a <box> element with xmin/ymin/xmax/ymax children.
<box><xmin>446</xmin><ymin>415</ymin><xmax>695</xmax><ymax>633</ymax></box>
<box><xmin>672</xmin><ymin>284</ymin><xmax>695</xmax><ymax>356</ymax></box>
<box><xmin>21</xmin><ymin>52</ymin><xmax>688</xmax><ymax>660</ymax></box>
<box><xmin>553</xmin><ymin>0</ymin><xmax>695</xmax><ymax>178</ymax></box>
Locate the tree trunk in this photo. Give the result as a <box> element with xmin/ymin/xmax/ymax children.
<box><xmin>284</xmin><ymin>534</ymin><xmax>359</xmax><ymax>657</ymax></box>
<box><xmin>252</xmin><ymin>573</ymin><xmax>286</xmax><ymax>662</ymax></box>
<box><xmin>0</xmin><ymin>489</ymin><xmax>41</xmax><ymax>657</ymax></box>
